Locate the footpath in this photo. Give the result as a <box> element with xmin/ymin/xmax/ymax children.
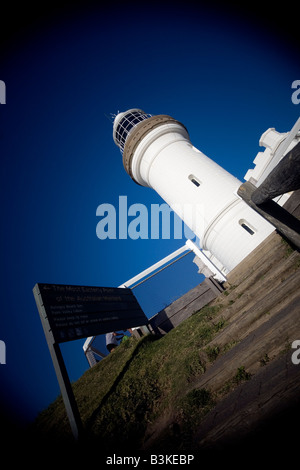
<box><xmin>192</xmin><ymin>229</ymin><xmax>300</xmax><ymax>451</ymax></box>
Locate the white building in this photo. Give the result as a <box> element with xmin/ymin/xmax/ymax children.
<box><xmin>113</xmin><ymin>109</ymin><xmax>275</xmax><ymax>274</ymax></box>
<box><xmin>244</xmin><ymin>121</ymin><xmax>300</xmax><ymax>206</ymax></box>
<box><xmin>83</xmin><ymin>113</ymin><xmax>299</xmax><ymax>365</ymax></box>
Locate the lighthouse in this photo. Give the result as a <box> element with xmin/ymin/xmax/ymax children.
<box><xmin>112</xmin><ymin>109</ymin><xmax>274</xmax><ymax>274</ymax></box>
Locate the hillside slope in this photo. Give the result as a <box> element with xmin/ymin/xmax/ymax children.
<box><xmin>32</xmin><ymin>231</ymin><xmax>300</xmax><ymax>455</ymax></box>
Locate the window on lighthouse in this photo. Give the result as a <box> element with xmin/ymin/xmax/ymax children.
<box><xmin>116</xmin><ymin>113</ymin><xmax>140</xmax><ymax>148</ymax></box>
<box><xmin>115</xmin><ymin>111</ymin><xmax>151</xmax><ymax>152</ymax></box>
<box><xmin>188</xmin><ymin>174</ymin><xmax>201</xmax><ymax>187</ymax></box>
<box><xmin>239</xmin><ymin>219</ymin><xmax>256</xmax><ymax>235</ymax></box>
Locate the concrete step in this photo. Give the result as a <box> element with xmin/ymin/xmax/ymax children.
<box><xmin>225</xmin><ymin>231</ymin><xmax>285</xmax><ymax>287</ymax></box>
<box><xmin>188</xmin><ymin>226</ymin><xmax>300</xmax><ymax>450</ymax></box>
<box><xmin>191</xmin><ymin>286</ymin><xmax>300</xmax><ymax>394</ymax></box>
<box><xmin>195</xmin><ymin>350</ymin><xmax>300</xmax><ymax>450</ymax></box>
<box><xmin>215</xmin><ymin>249</ymin><xmax>300</xmax><ymax>322</ymax></box>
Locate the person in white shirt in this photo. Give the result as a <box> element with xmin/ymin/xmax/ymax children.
<box><xmin>105</xmin><ymin>331</ymin><xmax>124</xmax><ymax>353</ymax></box>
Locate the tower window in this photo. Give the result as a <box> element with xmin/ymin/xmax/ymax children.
<box><xmin>114</xmin><ymin>110</ymin><xmax>152</xmax><ymax>153</ymax></box>
<box><xmin>239</xmin><ymin>219</ymin><xmax>256</xmax><ymax>235</ymax></box>
<box><xmin>188</xmin><ymin>174</ymin><xmax>201</xmax><ymax>187</ymax></box>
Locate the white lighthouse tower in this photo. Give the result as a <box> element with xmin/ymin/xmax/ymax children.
<box><xmin>112</xmin><ymin>109</ymin><xmax>274</xmax><ymax>274</ymax></box>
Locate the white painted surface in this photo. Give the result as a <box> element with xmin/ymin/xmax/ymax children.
<box><xmin>124</xmin><ymin>114</ymin><xmax>274</xmax><ymax>271</ymax></box>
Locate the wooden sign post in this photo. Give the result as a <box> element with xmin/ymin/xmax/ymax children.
<box><xmin>33</xmin><ymin>283</ymin><xmax>148</xmax><ymax>439</ymax></box>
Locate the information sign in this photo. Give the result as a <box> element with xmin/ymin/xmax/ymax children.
<box><xmin>34</xmin><ymin>283</ymin><xmax>148</xmax><ymax>343</ymax></box>
<box><xmin>33</xmin><ymin>282</ymin><xmax>148</xmax><ymax>440</ymax></box>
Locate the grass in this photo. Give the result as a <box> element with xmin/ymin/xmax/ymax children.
<box><xmin>281</xmin><ymin>236</ymin><xmax>295</xmax><ymax>257</ymax></box>
<box><xmin>27</xmin><ymin>231</ymin><xmax>300</xmax><ymax>456</ymax></box>
<box><xmin>205</xmin><ymin>344</ymin><xmax>221</xmax><ymax>362</ymax></box>
<box><xmin>31</xmin><ymin>230</ymin><xmax>300</xmax><ymax>452</ymax></box>
<box><xmin>259</xmin><ymin>353</ymin><xmax>270</xmax><ymax>367</ymax></box>
<box><xmin>32</xmin><ymin>303</ymin><xmax>226</xmax><ymax>450</ymax></box>
<box><xmin>219</xmin><ymin>366</ymin><xmax>252</xmax><ymax>396</ymax></box>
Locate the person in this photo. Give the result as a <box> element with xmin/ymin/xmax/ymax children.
<box><xmin>105</xmin><ymin>331</ymin><xmax>124</xmax><ymax>353</ymax></box>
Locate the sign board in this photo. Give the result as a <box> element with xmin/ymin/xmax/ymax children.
<box><xmin>33</xmin><ymin>282</ymin><xmax>148</xmax><ymax>440</ymax></box>
<box><xmin>34</xmin><ymin>283</ymin><xmax>148</xmax><ymax>343</ymax></box>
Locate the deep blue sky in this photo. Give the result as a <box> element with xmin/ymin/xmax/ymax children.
<box><xmin>0</xmin><ymin>0</ymin><xmax>299</xmax><ymax>427</ymax></box>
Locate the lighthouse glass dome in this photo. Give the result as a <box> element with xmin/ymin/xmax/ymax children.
<box><xmin>113</xmin><ymin>109</ymin><xmax>152</xmax><ymax>153</ymax></box>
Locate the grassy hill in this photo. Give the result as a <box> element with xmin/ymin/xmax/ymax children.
<box><xmin>32</xmin><ymin>232</ymin><xmax>300</xmax><ymax>456</ymax></box>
